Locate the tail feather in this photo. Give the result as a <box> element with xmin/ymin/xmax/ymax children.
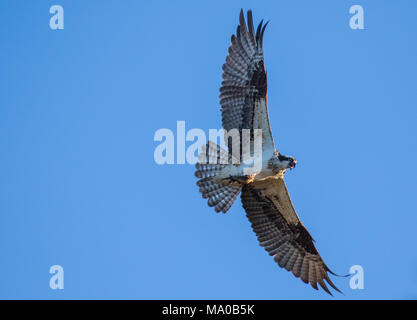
<box><xmin>195</xmin><ymin>142</ymin><xmax>241</xmax><ymax>213</ymax></box>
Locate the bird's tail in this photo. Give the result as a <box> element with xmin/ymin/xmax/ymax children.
<box><xmin>195</xmin><ymin>141</ymin><xmax>241</xmax><ymax>213</ymax></box>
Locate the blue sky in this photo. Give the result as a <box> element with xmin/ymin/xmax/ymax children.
<box><xmin>1</xmin><ymin>0</ymin><xmax>417</xmax><ymax>299</ymax></box>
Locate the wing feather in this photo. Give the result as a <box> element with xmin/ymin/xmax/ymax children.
<box><xmin>241</xmin><ymin>179</ymin><xmax>341</xmax><ymax>295</ymax></box>
<box><xmin>220</xmin><ymin>9</ymin><xmax>275</xmax><ymax>155</ymax></box>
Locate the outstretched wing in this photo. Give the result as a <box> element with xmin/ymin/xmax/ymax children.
<box><xmin>220</xmin><ymin>9</ymin><xmax>275</xmax><ymax>155</ymax></box>
<box><xmin>241</xmin><ymin>178</ymin><xmax>341</xmax><ymax>295</ymax></box>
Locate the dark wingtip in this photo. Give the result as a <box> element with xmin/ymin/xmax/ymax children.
<box><xmin>326</xmin><ymin>265</ymin><xmax>351</xmax><ymax>278</ymax></box>
<box><xmin>255</xmin><ymin>19</ymin><xmax>263</xmax><ymax>42</ymax></box>
<box><xmin>239</xmin><ymin>9</ymin><xmax>246</xmax><ymax>30</ymax></box>
<box><xmin>236</xmin><ymin>25</ymin><xmax>241</xmax><ymax>40</ymax></box>
<box><xmin>327</xmin><ymin>278</ymin><xmax>343</xmax><ymax>295</ymax></box>
<box><xmin>318</xmin><ymin>280</ymin><xmax>333</xmax><ymax>296</ymax></box>
<box><xmin>259</xmin><ymin>20</ymin><xmax>269</xmax><ymax>48</ymax></box>
<box><xmin>247</xmin><ymin>10</ymin><xmax>255</xmax><ymax>37</ymax></box>
<box><xmin>262</xmin><ymin>20</ymin><xmax>270</xmax><ymax>34</ymax></box>
<box><xmin>329</xmin><ymin>270</ymin><xmax>351</xmax><ymax>278</ymax></box>
<box><xmin>323</xmin><ymin>271</ymin><xmax>343</xmax><ymax>295</ymax></box>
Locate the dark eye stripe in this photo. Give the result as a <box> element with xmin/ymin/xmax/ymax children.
<box><xmin>278</xmin><ymin>155</ymin><xmax>290</xmax><ymax>162</ymax></box>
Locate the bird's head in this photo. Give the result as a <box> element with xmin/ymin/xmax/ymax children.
<box><xmin>270</xmin><ymin>154</ymin><xmax>297</xmax><ymax>172</ymax></box>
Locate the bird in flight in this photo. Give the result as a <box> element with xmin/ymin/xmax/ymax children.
<box><xmin>195</xmin><ymin>9</ymin><xmax>341</xmax><ymax>295</ymax></box>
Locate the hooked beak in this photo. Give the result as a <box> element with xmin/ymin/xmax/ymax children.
<box><xmin>289</xmin><ymin>159</ymin><xmax>297</xmax><ymax>170</ymax></box>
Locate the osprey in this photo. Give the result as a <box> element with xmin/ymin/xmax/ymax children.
<box><xmin>195</xmin><ymin>9</ymin><xmax>342</xmax><ymax>295</ymax></box>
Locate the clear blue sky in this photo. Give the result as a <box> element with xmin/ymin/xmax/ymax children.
<box><xmin>1</xmin><ymin>0</ymin><xmax>417</xmax><ymax>300</ymax></box>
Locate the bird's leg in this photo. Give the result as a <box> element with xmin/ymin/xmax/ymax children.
<box><xmin>227</xmin><ymin>174</ymin><xmax>255</xmax><ymax>185</ymax></box>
